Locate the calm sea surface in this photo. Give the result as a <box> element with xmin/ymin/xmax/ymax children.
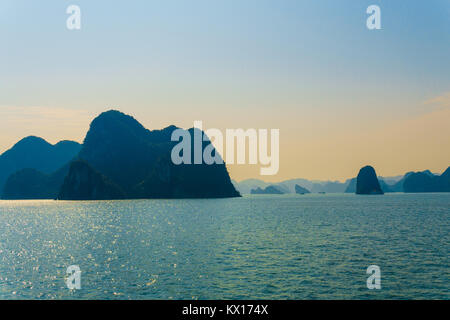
<box><xmin>0</xmin><ymin>193</ymin><xmax>448</xmax><ymax>299</ymax></box>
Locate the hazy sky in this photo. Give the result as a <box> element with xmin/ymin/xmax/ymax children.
<box><xmin>1</xmin><ymin>0</ymin><xmax>449</xmax><ymax>182</ymax></box>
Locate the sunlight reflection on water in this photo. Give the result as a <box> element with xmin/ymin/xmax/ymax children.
<box><xmin>0</xmin><ymin>193</ymin><xmax>449</xmax><ymax>299</ymax></box>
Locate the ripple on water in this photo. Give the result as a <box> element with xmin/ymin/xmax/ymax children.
<box><xmin>0</xmin><ymin>194</ymin><xmax>449</xmax><ymax>299</ymax></box>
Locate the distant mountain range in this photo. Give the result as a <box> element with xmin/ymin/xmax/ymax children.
<box><xmin>294</xmin><ymin>184</ymin><xmax>310</xmax><ymax>194</ymax></box>
<box><xmin>1</xmin><ymin>110</ymin><xmax>240</xmax><ymax>200</ymax></box>
<box><xmin>251</xmin><ymin>185</ymin><xmax>284</xmax><ymax>195</ymax></box>
<box><xmin>233</xmin><ymin>167</ymin><xmax>450</xmax><ymax>195</ymax></box>
<box><xmin>232</xmin><ymin>178</ymin><xmax>355</xmax><ymax>194</ymax></box>
<box><xmin>249</xmin><ymin>183</ymin><xmax>311</xmax><ymax>195</ymax></box>
<box><xmin>233</xmin><ymin>178</ymin><xmax>362</xmax><ymax>194</ymax></box>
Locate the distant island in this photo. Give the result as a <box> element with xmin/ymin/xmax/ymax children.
<box><xmin>355</xmin><ymin>166</ymin><xmax>384</xmax><ymax>195</ymax></box>
<box><xmin>1</xmin><ymin>110</ymin><xmax>240</xmax><ymax>200</ymax></box>
<box><xmin>251</xmin><ymin>185</ymin><xmax>285</xmax><ymax>195</ymax></box>
<box><xmin>250</xmin><ymin>184</ymin><xmax>311</xmax><ymax>195</ymax></box>
<box><xmin>233</xmin><ymin>166</ymin><xmax>450</xmax><ymax>195</ymax></box>
<box><xmin>403</xmin><ymin>168</ymin><xmax>450</xmax><ymax>192</ymax></box>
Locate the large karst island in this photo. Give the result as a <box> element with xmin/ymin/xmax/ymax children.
<box><xmin>1</xmin><ymin>110</ymin><xmax>240</xmax><ymax>200</ymax></box>
<box><xmin>355</xmin><ymin>165</ymin><xmax>384</xmax><ymax>195</ymax></box>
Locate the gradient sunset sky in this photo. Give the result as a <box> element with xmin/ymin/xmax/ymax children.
<box><xmin>1</xmin><ymin>0</ymin><xmax>449</xmax><ymax>182</ymax></box>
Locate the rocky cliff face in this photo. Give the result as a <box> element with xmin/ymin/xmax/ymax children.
<box><xmin>356</xmin><ymin>166</ymin><xmax>384</xmax><ymax>195</ymax></box>
<box><xmin>58</xmin><ymin>160</ymin><xmax>125</xmax><ymax>200</ymax></box>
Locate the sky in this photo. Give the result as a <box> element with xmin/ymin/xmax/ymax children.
<box><xmin>1</xmin><ymin>0</ymin><xmax>449</xmax><ymax>182</ymax></box>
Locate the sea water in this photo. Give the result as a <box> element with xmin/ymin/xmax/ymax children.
<box><xmin>0</xmin><ymin>193</ymin><xmax>448</xmax><ymax>299</ymax></box>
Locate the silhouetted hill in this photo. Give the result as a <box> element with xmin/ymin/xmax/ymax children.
<box><xmin>68</xmin><ymin>110</ymin><xmax>239</xmax><ymax>199</ymax></box>
<box><xmin>403</xmin><ymin>167</ymin><xmax>450</xmax><ymax>192</ymax></box>
<box><xmin>294</xmin><ymin>184</ymin><xmax>310</xmax><ymax>194</ymax></box>
<box><xmin>2</xmin><ymin>110</ymin><xmax>239</xmax><ymax>200</ymax></box>
<box><xmin>58</xmin><ymin>160</ymin><xmax>125</xmax><ymax>200</ymax></box>
<box><xmin>78</xmin><ymin>110</ymin><xmax>158</xmax><ymax>189</ymax></box>
<box><xmin>441</xmin><ymin>167</ymin><xmax>450</xmax><ymax>179</ymax></box>
<box><xmin>356</xmin><ymin>166</ymin><xmax>384</xmax><ymax>195</ymax></box>
<box><xmin>251</xmin><ymin>185</ymin><xmax>284</xmax><ymax>194</ymax></box>
<box><xmin>0</xmin><ymin>136</ymin><xmax>81</xmax><ymax>193</ymax></box>
<box><xmin>346</xmin><ymin>177</ymin><xmax>393</xmax><ymax>193</ymax></box>
<box><xmin>2</xmin><ymin>164</ymin><xmax>71</xmax><ymax>199</ymax></box>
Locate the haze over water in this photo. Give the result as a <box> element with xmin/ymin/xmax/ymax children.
<box><xmin>0</xmin><ymin>193</ymin><xmax>448</xmax><ymax>299</ymax></box>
